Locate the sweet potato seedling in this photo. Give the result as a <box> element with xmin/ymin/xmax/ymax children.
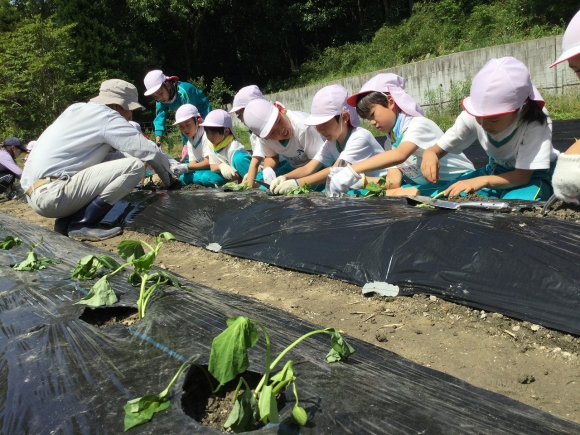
<box><xmin>287</xmin><ymin>183</ymin><xmax>312</xmax><ymax>196</ymax></box>
<box><xmin>208</xmin><ymin>316</ymin><xmax>354</xmax><ymax>432</ymax></box>
<box><xmin>362</xmin><ymin>176</ymin><xmax>392</xmax><ymax>197</ymax></box>
<box><xmin>223</xmin><ymin>181</ymin><xmax>251</xmax><ymax>191</ymax></box>
<box><xmin>12</xmin><ymin>238</ymin><xmax>61</xmax><ymax>271</ymax></box>
<box><xmin>0</xmin><ymin>235</ymin><xmax>22</xmax><ymax>250</ymax></box>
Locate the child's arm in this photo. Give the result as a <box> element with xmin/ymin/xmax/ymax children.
<box><xmin>280</xmin><ymin>159</ymin><xmax>317</xmax><ymax>180</ymax></box>
<box><xmin>296</xmin><ymin>166</ymin><xmax>330</xmax><ymax>187</ymax></box>
<box><xmin>421</xmin><ymin>144</ymin><xmax>448</xmax><ymax>183</ymax></box>
<box><xmin>445</xmin><ymin>169</ymin><xmax>533</xmax><ymax>197</ymax></box>
<box><xmin>188</xmin><ymin>157</ymin><xmax>210</xmax><ymax>170</ymax></box>
<box><xmin>153</xmin><ymin>102</ymin><xmax>168</xmax><ymax>144</ymax></box>
<box><xmin>244</xmin><ymin>156</ymin><xmax>264</xmax><ymax>187</ymax></box>
<box><xmin>210</xmin><ymin>162</ymin><xmax>221</xmax><ymax>172</ymax></box>
<box><xmin>349</xmin><ymin>142</ymin><xmax>418</xmax><ymax>175</ymax></box>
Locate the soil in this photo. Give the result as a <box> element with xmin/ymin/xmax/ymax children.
<box><xmin>181</xmin><ymin>366</ymin><xmax>286</xmax><ymax>432</ymax></box>
<box><xmin>79</xmin><ymin>305</ymin><xmax>139</xmax><ymax>327</ymax></box>
<box><xmin>2</xmin><ymin>198</ymin><xmax>580</xmax><ymax>424</ymax></box>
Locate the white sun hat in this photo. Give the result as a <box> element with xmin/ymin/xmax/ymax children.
<box><xmin>199</xmin><ymin>109</ymin><xmax>233</xmax><ymax>129</ymax></box>
<box><xmin>462</xmin><ymin>57</ymin><xmax>544</xmax><ymax>118</ymax></box>
<box><xmin>243</xmin><ymin>99</ymin><xmax>279</xmax><ymax>138</ymax></box>
<box><xmin>143</xmin><ymin>70</ymin><xmax>166</xmax><ymax>96</ymax></box>
<box><xmin>550</xmin><ymin>10</ymin><xmax>580</xmax><ymax>68</ymax></box>
<box><xmin>305</xmin><ymin>84</ymin><xmax>360</xmax><ymax>127</ymax></box>
<box><xmin>229</xmin><ymin>85</ymin><xmax>264</xmax><ymax>113</ymax></box>
<box><xmin>346</xmin><ymin>73</ymin><xmax>424</xmax><ymax>117</ymax></box>
<box><xmin>173</xmin><ymin>104</ymin><xmax>201</xmax><ymax>125</ymax></box>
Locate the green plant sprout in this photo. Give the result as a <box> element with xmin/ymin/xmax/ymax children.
<box><xmin>73</xmin><ymin>233</ymin><xmax>184</xmax><ymax>317</ymax></box>
<box><xmin>208</xmin><ymin>316</ymin><xmax>354</xmax><ymax>432</ymax></box>
<box><xmin>12</xmin><ymin>237</ymin><xmax>61</xmax><ymax>271</ymax></box>
<box><xmin>362</xmin><ymin>176</ymin><xmax>392</xmax><ymax>197</ymax></box>
<box><xmin>124</xmin><ymin>360</ymin><xmax>211</xmax><ymax>431</ymax></box>
<box><xmin>287</xmin><ymin>183</ymin><xmax>312</xmax><ymax>196</ymax></box>
<box><xmin>0</xmin><ymin>235</ymin><xmax>22</xmax><ymax>250</ymax></box>
<box><xmin>223</xmin><ymin>181</ymin><xmax>251</xmax><ymax>191</ymax></box>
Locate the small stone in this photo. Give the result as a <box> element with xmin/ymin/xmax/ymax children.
<box><xmin>416</xmin><ymin>330</ymin><xmax>423</xmax><ymax>335</ymax></box>
<box><xmin>375</xmin><ymin>330</ymin><xmax>389</xmax><ymax>343</ymax></box>
<box><xmin>492</xmin><ymin>313</ymin><xmax>503</xmax><ymax>319</ymax></box>
<box><xmin>531</xmin><ymin>324</ymin><xmax>540</xmax><ymax>331</ymax></box>
<box><xmin>512</xmin><ymin>326</ymin><xmax>520</xmax><ymax>332</ymax></box>
<box><xmin>553</xmin><ymin>347</ymin><xmax>562</xmax><ymax>353</ymax></box>
<box><xmin>518</xmin><ymin>374</ymin><xmax>535</xmax><ymax>384</ymax></box>
<box><xmin>544</xmin><ymin>370</ymin><xmax>549</xmax><ymax>375</ymax></box>
<box><xmin>480</xmin><ymin>312</ymin><xmax>487</xmax><ymax>319</ymax></box>
<box><xmin>429</xmin><ymin>295</ymin><xmax>437</xmax><ymax>302</ymax></box>
<box><xmin>562</xmin><ymin>352</ymin><xmax>572</xmax><ymax>358</ymax></box>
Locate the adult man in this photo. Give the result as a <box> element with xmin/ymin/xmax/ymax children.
<box><xmin>21</xmin><ymin>79</ymin><xmax>177</xmax><ymax>241</ymax></box>
<box><xmin>0</xmin><ymin>137</ymin><xmax>27</xmax><ymax>199</ymax></box>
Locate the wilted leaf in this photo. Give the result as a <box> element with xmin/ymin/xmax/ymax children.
<box><xmin>0</xmin><ymin>236</ymin><xmax>22</xmax><ymax>250</ymax></box>
<box><xmin>258</xmin><ymin>384</ymin><xmax>279</xmax><ymax>424</ymax></box>
<box><xmin>224</xmin><ymin>382</ymin><xmax>256</xmax><ymax>432</ymax></box>
<box><xmin>117</xmin><ymin>240</ymin><xmax>145</xmax><ymax>262</ymax></box>
<box><xmin>123</xmin><ymin>394</ymin><xmax>170</xmax><ymax>431</ymax></box>
<box><xmin>325</xmin><ymin>328</ymin><xmax>355</xmax><ymax>362</ymax></box>
<box><xmin>75</xmin><ymin>276</ymin><xmax>118</xmax><ymax>306</ymax></box>
<box><xmin>132</xmin><ymin>250</ymin><xmax>156</xmax><ymax>273</ymax></box>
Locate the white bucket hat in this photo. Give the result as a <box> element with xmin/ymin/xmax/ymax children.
<box><xmin>462</xmin><ymin>57</ymin><xmax>544</xmax><ymax>118</ymax></box>
<box><xmin>143</xmin><ymin>70</ymin><xmax>166</xmax><ymax>96</ymax></box>
<box><xmin>173</xmin><ymin>104</ymin><xmax>201</xmax><ymax>125</ymax></box>
<box><xmin>243</xmin><ymin>99</ymin><xmax>279</xmax><ymax>138</ymax></box>
<box><xmin>199</xmin><ymin>109</ymin><xmax>232</xmax><ymax>129</ymax></box>
<box><xmin>90</xmin><ymin>79</ymin><xmax>145</xmax><ymax>111</ymax></box>
<box><xmin>551</xmin><ymin>10</ymin><xmax>580</xmax><ymax>68</ymax></box>
<box><xmin>305</xmin><ymin>85</ymin><xmax>360</xmax><ymax>127</ymax></box>
<box><xmin>346</xmin><ymin>73</ymin><xmax>424</xmax><ymax>117</ymax></box>
<box><xmin>229</xmin><ymin>85</ymin><xmax>264</xmax><ymax>113</ymax></box>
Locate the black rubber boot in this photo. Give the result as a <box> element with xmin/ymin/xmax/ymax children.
<box><xmin>67</xmin><ymin>197</ymin><xmax>122</xmax><ymax>241</ymax></box>
<box><xmin>54</xmin><ymin>214</ymin><xmax>76</xmax><ymax>236</ymax></box>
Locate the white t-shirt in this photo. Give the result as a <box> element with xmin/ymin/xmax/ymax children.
<box><xmin>208</xmin><ymin>137</ymin><xmax>248</xmax><ymax>166</ymax></box>
<box><xmin>438</xmin><ymin>110</ymin><xmax>557</xmax><ymax>170</ymax></box>
<box><xmin>314</xmin><ymin>127</ymin><xmax>388</xmax><ymax>177</ymax></box>
<box><xmin>397</xmin><ymin>117</ymin><xmax>475</xmax><ymax>183</ymax></box>
<box><xmin>187</xmin><ymin>127</ymin><xmax>211</xmax><ymax>163</ymax></box>
<box><xmin>252</xmin><ymin>110</ymin><xmax>324</xmax><ymax>168</ymax></box>
<box><xmin>21</xmin><ymin>102</ymin><xmax>161</xmax><ymax>191</ymax></box>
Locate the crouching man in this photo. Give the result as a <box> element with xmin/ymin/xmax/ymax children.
<box><xmin>21</xmin><ymin>79</ymin><xmax>178</xmax><ymax>241</ymax></box>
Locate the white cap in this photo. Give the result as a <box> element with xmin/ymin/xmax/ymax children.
<box><xmin>229</xmin><ymin>85</ymin><xmax>264</xmax><ymax>113</ymax></box>
<box><xmin>462</xmin><ymin>57</ymin><xmax>544</xmax><ymax>118</ymax></box>
<box><xmin>144</xmin><ymin>70</ymin><xmax>166</xmax><ymax>96</ymax></box>
<box><xmin>128</xmin><ymin>121</ymin><xmax>142</xmax><ymax>133</ymax></box>
<box><xmin>305</xmin><ymin>84</ymin><xmax>360</xmax><ymax>127</ymax></box>
<box><xmin>90</xmin><ymin>79</ymin><xmax>145</xmax><ymax>111</ymax></box>
<box><xmin>346</xmin><ymin>73</ymin><xmax>424</xmax><ymax>117</ymax></box>
<box><xmin>551</xmin><ymin>10</ymin><xmax>580</xmax><ymax>68</ymax></box>
<box><xmin>199</xmin><ymin>109</ymin><xmax>232</xmax><ymax>129</ymax></box>
<box><xmin>243</xmin><ymin>99</ymin><xmax>279</xmax><ymax>138</ymax></box>
<box><xmin>26</xmin><ymin>140</ymin><xmax>36</xmax><ymax>151</ymax></box>
<box><xmin>173</xmin><ymin>104</ymin><xmax>201</xmax><ymax>125</ymax></box>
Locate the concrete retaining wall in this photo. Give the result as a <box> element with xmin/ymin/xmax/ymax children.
<box><xmin>264</xmin><ymin>36</ymin><xmax>577</xmax><ymax>114</ymax></box>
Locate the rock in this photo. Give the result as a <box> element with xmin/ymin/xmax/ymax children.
<box><xmin>531</xmin><ymin>324</ymin><xmax>540</xmax><ymax>331</ymax></box>
<box><xmin>375</xmin><ymin>330</ymin><xmax>389</xmax><ymax>342</ymax></box>
<box><xmin>491</xmin><ymin>313</ymin><xmax>503</xmax><ymax>319</ymax></box>
<box><xmin>512</xmin><ymin>326</ymin><xmax>520</xmax><ymax>332</ymax></box>
<box><xmin>480</xmin><ymin>312</ymin><xmax>487</xmax><ymax>319</ymax></box>
<box><xmin>518</xmin><ymin>374</ymin><xmax>535</xmax><ymax>384</ymax></box>
<box><xmin>429</xmin><ymin>295</ymin><xmax>437</xmax><ymax>302</ymax></box>
<box><xmin>552</xmin><ymin>347</ymin><xmax>562</xmax><ymax>353</ymax></box>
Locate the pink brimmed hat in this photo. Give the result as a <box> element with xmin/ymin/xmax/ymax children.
<box><xmin>199</xmin><ymin>109</ymin><xmax>233</xmax><ymax>129</ymax></box>
<box><xmin>144</xmin><ymin>70</ymin><xmax>166</xmax><ymax>96</ymax></box>
<box><xmin>305</xmin><ymin>84</ymin><xmax>360</xmax><ymax>127</ymax></box>
<box><xmin>243</xmin><ymin>99</ymin><xmax>279</xmax><ymax>138</ymax></box>
<box><xmin>346</xmin><ymin>73</ymin><xmax>424</xmax><ymax>117</ymax></box>
<box><xmin>229</xmin><ymin>85</ymin><xmax>264</xmax><ymax>113</ymax></box>
<box><xmin>173</xmin><ymin>104</ymin><xmax>201</xmax><ymax>125</ymax></box>
<box><xmin>462</xmin><ymin>57</ymin><xmax>544</xmax><ymax>118</ymax></box>
<box><xmin>550</xmin><ymin>10</ymin><xmax>580</xmax><ymax>68</ymax></box>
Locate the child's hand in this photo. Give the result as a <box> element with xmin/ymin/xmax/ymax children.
<box><xmin>445</xmin><ymin>178</ymin><xmax>487</xmax><ymax>197</ymax></box>
<box><xmin>421</xmin><ymin>149</ymin><xmax>440</xmax><ymax>183</ymax></box>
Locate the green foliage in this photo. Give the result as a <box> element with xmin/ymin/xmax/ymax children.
<box><xmin>423</xmin><ymin>79</ymin><xmax>472</xmax><ymax>131</ymax></box>
<box><xmin>223</xmin><ymin>181</ymin><xmax>251</xmax><ymax>191</ymax></box>
<box><xmin>75</xmin><ymin>275</ymin><xmax>118</xmax><ymax>306</ymax></box>
<box><xmin>190</xmin><ymin>76</ymin><xmax>236</xmax><ymax>109</ymax></box>
<box><xmin>208</xmin><ymin>316</ymin><xmax>354</xmax><ymax>432</ymax></box>
<box><xmin>0</xmin><ymin>236</ymin><xmax>22</xmax><ymax>250</ymax></box>
<box><xmin>71</xmin><ymin>254</ymin><xmax>121</xmax><ymax>280</ymax></box>
<box><xmin>362</xmin><ymin>176</ymin><xmax>392</xmax><ymax>198</ymax></box>
<box><xmin>287</xmin><ymin>183</ymin><xmax>313</xmax><ymax>195</ymax></box>
<box><xmin>12</xmin><ymin>238</ymin><xmax>61</xmax><ymax>271</ymax></box>
<box><xmin>543</xmin><ymin>88</ymin><xmax>580</xmax><ymax>120</ymax></box>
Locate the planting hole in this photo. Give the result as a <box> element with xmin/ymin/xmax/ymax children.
<box><xmin>182</xmin><ymin>364</ymin><xmax>287</xmax><ymax>432</ymax></box>
<box><xmin>79</xmin><ymin>306</ymin><xmax>138</xmax><ymax>328</ymax></box>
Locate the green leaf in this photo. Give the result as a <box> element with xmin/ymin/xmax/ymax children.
<box><xmin>132</xmin><ymin>250</ymin><xmax>156</xmax><ymax>273</ymax></box>
<box><xmin>0</xmin><ymin>236</ymin><xmax>22</xmax><ymax>250</ymax></box>
<box><xmin>270</xmin><ymin>361</ymin><xmax>295</xmax><ymax>392</ymax></box>
<box><xmin>224</xmin><ymin>381</ymin><xmax>257</xmax><ymax>432</ymax></box>
<box><xmin>258</xmin><ymin>384</ymin><xmax>279</xmax><ymax>424</ymax></box>
<box><xmin>127</xmin><ymin>271</ymin><xmax>142</xmax><ymax>286</ymax></box>
<box><xmin>97</xmin><ymin>255</ymin><xmax>122</xmax><ymax>271</ymax></box>
<box><xmin>325</xmin><ymin>328</ymin><xmax>355</xmax><ymax>362</ymax></box>
<box><xmin>158</xmin><ymin>232</ymin><xmax>175</xmax><ymax>242</ymax></box>
<box><xmin>75</xmin><ymin>276</ymin><xmax>118</xmax><ymax>306</ymax></box>
<box><xmin>287</xmin><ymin>183</ymin><xmax>312</xmax><ymax>195</ymax></box>
<box><xmin>123</xmin><ymin>394</ymin><xmax>170</xmax><ymax>431</ymax></box>
<box><xmin>12</xmin><ymin>250</ymin><xmax>61</xmax><ymax>271</ymax></box>
<box><xmin>117</xmin><ymin>240</ymin><xmax>146</xmax><ymax>262</ymax></box>
<box><xmin>148</xmin><ymin>271</ymin><xmax>185</xmax><ymax>289</ymax></box>
<box><xmin>208</xmin><ymin>317</ymin><xmax>259</xmax><ymax>387</ymax></box>
<box><xmin>291</xmin><ymin>405</ymin><xmax>308</xmax><ymax>426</ymax></box>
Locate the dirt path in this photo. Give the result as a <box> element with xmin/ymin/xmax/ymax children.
<box><xmin>2</xmin><ymin>199</ymin><xmax>579</xmax><ymax>424</ymax></box>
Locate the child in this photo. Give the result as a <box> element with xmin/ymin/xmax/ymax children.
<box><xmin>550</xmin><ymin>10</ymin><xmax>580</xmax><ymax>204</ymax></box>
<box><xmin>198</xmin><ymin>109</ymin><xmax>251</xmax><ymax>187</ymax></box>
<box><xmin>326</xmin><ymin>74</ymin><xmax>474</xmax><ymax>197</ymax></box>
<box><xmin>0</xmin><ymin>137</ymin><xmax>26</xmax><ymax>198</ymax></box>
<box><xmin>269</xmin><ymin>84</ymin><xmax>387</xmax><ymax>195</ymax></box>
<box><xmin>421</xmin><ymin>57</ymin><xmax>558</xmax><ymax>201</ymax></box>
<box><xmin>243</xmin><ymin>98</ymin><xmax>324</xmax><ymax>189</ymax></box>
<box><xmin>143</xmin><ymin>70</ymin><xmax>212</xmax><ymax>146</ymax></box>
<box><xmin>172</xmin><ymin>104</ymin><xmax>213</xmax><ymax>186</ymax></box>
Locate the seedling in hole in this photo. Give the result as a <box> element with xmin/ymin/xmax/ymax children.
<box><xmin>0</xmin><ymin>235</ymin><xmax>22</xmax><ymax>250</ymax></box>
<box><xmin>223</xmin><ymin>181</ymin><xmax>251</xmax><ymax>191</ymax></box>
<box><xmin>12</xmin><ymin>237</ymin><xmax>61</xmax><ymax>271</ymax></box>
<box><xmin>124</xmin><ymin>360</ymin><xmax>212</xmax><ymax>431</ymax></box>
<box><xmin>362</xmin><ymin>176</ymin><xmax>392</xmax><ymax>197</ymax></box>
<box><xmin>73</xmin><ymin>233</ymin><xmax>185</xmax><ymax>316</ymax></box>
<box><xmin>287</xmin><ymin>183</ymin><xmax>312</xmax><ymax>196</ymax></box>
<box><xmin>208</xmin><ymin>316</ymin><xmax>354</xmax><ymax>432</ymax></box>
